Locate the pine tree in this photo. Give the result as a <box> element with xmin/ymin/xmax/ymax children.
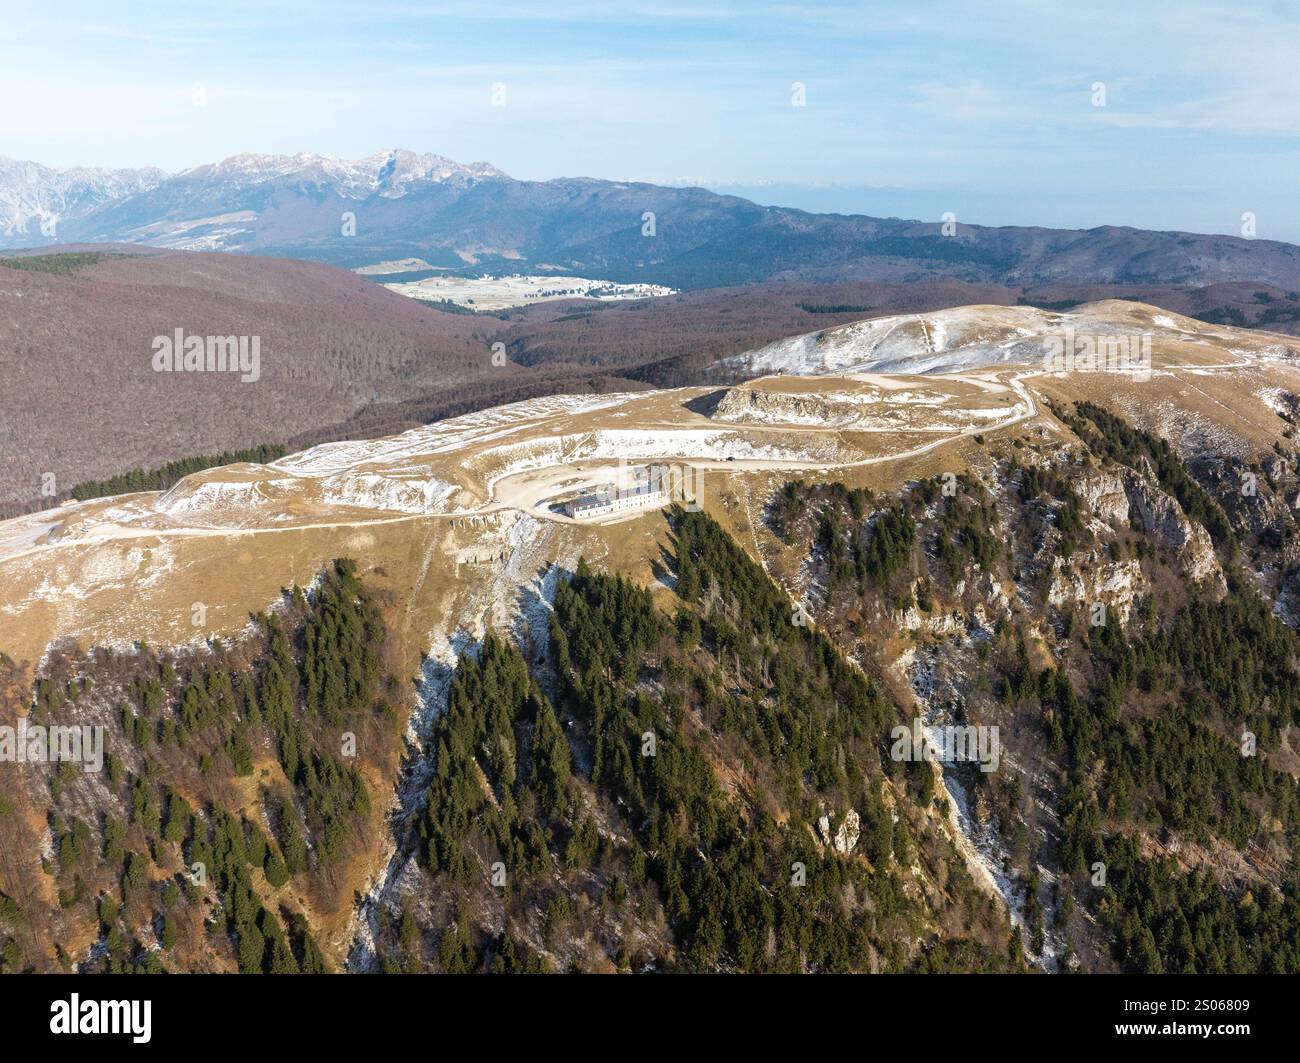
<box><xmin>162</xmin><ymin>793</ymin><xmax>190</xmax><ymax>845</ymax></box>
<box><xmin>263</xmin><ymin>848</ymin><xmax>289</xmax><ymax>888</ymax></box>
<box><xmin>238</xmin><ymin>924</ymin><xmax>266</xmax><ymax>974</ymax></box>
<box><xmin>277</xmin><ymin>799</ymin><xmax>308</xmax><ymax>875</ymax></box>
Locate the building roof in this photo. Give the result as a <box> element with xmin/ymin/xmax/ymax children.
<box><xmin>566</xmin><ymin>470</ymin><xmax>668</xmax><ymax>515</ymax></box>
<box><xmin>569</xmin><ymin>491</ymin><xmax>612</xmax><ymax>511</ymax></box>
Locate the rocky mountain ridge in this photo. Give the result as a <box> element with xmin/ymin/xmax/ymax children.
<box><xmin>5</xmin><ymin>151</ymin><xmax>1300</xmax><ymax>291</ymax></box>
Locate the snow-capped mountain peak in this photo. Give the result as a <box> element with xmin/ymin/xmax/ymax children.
<box><xmin>0</xmin><ymin>149</ymin><xmax>507</xmax><ymax>248</ymax></box>
<box><xmin>0</xmin><ymin>155</ymin><xmax>167</xmax><ymax>242</ymax></box>
<box><xmin>177</xmin><ymin>149</ymin><xmax>506</xmax><ymax>198</ymax></box>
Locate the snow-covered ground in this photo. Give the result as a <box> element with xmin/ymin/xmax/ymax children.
<box><xmin>271</xmin><ymin>392</ymin><xmax>643</xmax><ymax>477</ymax></box>
<box><xmin>0</xmin><ymin>367</ymin><xmax>1043</xmax><ymax>563</ymax></box>
<box><xmin>384</xmin><ymin>273</ymin><xmax>675</xmax><ymax>310</ymax></box>
<box><xmin>718</xmin><ymin>302</ymin><xmax>1237</xmax><ymax>378</ymax></box>
<box><xmin>721</xmin><ymin>307</ymin><xmax>1057</xmax><ymax>376</ymax></box>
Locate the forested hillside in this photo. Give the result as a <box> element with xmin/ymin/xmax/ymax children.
<box><xmin>0</xmin><ymin>560</ymin><xmax>404</xmax><ymax>973</ymax></box>
<box><xmin>373</xmin><ymin>510</ymin><xmax>1016</xmax><ymax>972</ymax></box>
<box><xmin>763</xmin><ymin>402</ymin><xmax>1300</xmax><ymax>972</ymax></box>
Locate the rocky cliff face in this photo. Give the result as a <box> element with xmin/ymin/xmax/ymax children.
<box><xmin>714</xmin><ymin>386</ymin><xmax>837</xmax><ymax>426</ymax></box>
<box><xmin>1076</xmin><ymin>468</ymin><xmax>1130</xmax><ymax>526</ymax></box>
<box><xmin>1047</xmin><ymin>555</ymin><xmax>1144</xmax><ymax>623</ymax></box>
<box><xmin>1124</xmin><ymin>471</ymin><xmax>1224</xmax><ymax>586</ymax></box>
<box><xmin>817</xmin><ymin>809</ymin><xmax>861</xmax><ymax>855</ymax></box>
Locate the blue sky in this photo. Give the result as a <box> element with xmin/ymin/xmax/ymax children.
<box><xmin>6</xmin><ymin>1</ymin><xmax>1300</xmax><ymax>239</ymax></box>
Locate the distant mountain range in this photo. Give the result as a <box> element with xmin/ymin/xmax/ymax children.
<box><xmin>6</xmin><ymin>150</ymin><xmax>1300</xmax><ymax>291</ymax></box>
<box><xmin>0</xmin><ymin>156</ymin><xmax>167</xmax><ymax>244</ymax></box>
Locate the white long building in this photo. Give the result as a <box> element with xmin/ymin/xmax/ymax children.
<box><xmin>564</xmin><ymin>476</ymin><xmax>668</xmax><ymax>519</ymax></box>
